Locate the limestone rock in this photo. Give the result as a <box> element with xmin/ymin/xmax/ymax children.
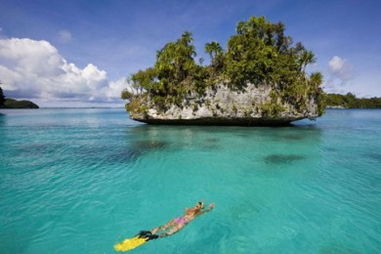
<box><xmin>129</xmin><ymin>83</ymin><xmax>320</xmax><ymax>126</ymax></box>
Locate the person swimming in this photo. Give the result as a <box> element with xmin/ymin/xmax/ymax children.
<box><xmin>150</xmin><ymin>201</ymin><xmax>215</xmax><ymax>238</ymax></box>
<box><xmin>113</xmin><ymin>201</ymin><xmax>215</xmax><ymax>252</ymax></box>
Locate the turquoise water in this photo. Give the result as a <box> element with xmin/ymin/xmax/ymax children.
<box><xmin>0</xmin><ymin>108</ymin><xmax>380</xmax><ymax>254</ymax></box>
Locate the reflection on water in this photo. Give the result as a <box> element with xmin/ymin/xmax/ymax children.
<box><xmin>131</xmin><ymin>140</ymin><xmax>168</xmax><ymax>152</ymax></box>
<box><xmin>127</xmin><ymin>124</ymin><xmax>324</xmax><ymax>157</ymax></box>
<box><xmin>277</xmin><ymin>133</ymin><xmax>305</xmax><ymax>140</ymax></box>
<box><xmin>364</xmin><ymin>152</ymin><xmax>381</xmax><ymax>163</ymax></box>
<box><xmin>108</xmin><ymin>149</ymin><xmax>141</xmax><ymax>164</ymax></box>
<box><xmin>204</xmin><ymin>137</ymin><xmax>219</xmax><ymax>143</ymax></box>
<box><xmin>264</xmin><ymin>154</ymin><xmax>306</xmax><ymax>164</ymax></box>
<box><xmin>108</xmin><ymin>140</ymin><xmax>169</xmax><ymax>164</ymax></box>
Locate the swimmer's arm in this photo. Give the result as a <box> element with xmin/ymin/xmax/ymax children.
<box><xmin>198</xmin><ymin>203</ymin><xmax>215</xmax><ymax>215</ymax></box>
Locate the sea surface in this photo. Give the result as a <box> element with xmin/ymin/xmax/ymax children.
<box><xmin>0</xmin><ymin>108</ymin><xmax>380</xmax><ymax>254</ymax></box>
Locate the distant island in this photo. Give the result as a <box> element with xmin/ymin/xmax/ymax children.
<box><xmin>325</xmin><ymin>93</ymin><xmax>381</xmax><ymax>109</ymax></box>
<box><xmin>122</xmin><ymin>16</ymin><xmax>324</xmax><ymax>126</ymax></box>
<box><xmin>0</xmin><ymin>87</ymin><xmax>39</xmax><ymax>109</ymax></box>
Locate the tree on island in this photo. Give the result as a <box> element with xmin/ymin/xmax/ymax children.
<box><xmin>0</xmin><ymin>86</ymin><xmax>5</xmax><ymax>107</ymax></box>
<box><xmin>205</xmin><ymin>41</ymin><xmax>224</xmax><ymax>72</ymax></box>
<box><xmin>122</xmin><ymin>16</ymin><xmax>325</xmax><ymax>117</ymax></box>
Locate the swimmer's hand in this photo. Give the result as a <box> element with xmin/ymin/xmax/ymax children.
<box><xmin>201</xmin><ymin>203</ymin><xmax>215</xmax><ymax>214</ymax></box>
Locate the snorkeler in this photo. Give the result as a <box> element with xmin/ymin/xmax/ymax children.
<box><xmin>150</xmin><ymin>201</ymin><xmax>215</xmax><ymax>238</ymax></box>
<box><xmin>114</xmin><ymin>202</ymin><xmax>215</xmax><ymax>252</ymax></box>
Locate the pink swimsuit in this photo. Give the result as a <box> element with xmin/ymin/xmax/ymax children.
<box><xmin>174</xmin><ymin>217</ymin><xmax>188</xmax><ymax>226</ymax></box>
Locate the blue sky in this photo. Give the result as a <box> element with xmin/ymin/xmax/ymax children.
<box><xmin>0</xmin><ymin>0</ymin><xmax>380</xmax><ymax>106</ymax></box>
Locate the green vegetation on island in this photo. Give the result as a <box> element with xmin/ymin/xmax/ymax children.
<box><xmin>122</xmin><ymin>16</ymin><xmax>324</xmax><ymax>124</ymax></box>
<box><xmin>4</xmin><ymin>98</ymin><xmax>39</xmax><ymax>109</ymax></box>
<box><xmin>325</xmin><ymin>93</ymin><xmax>381</xmax><ymax>109</ymax></box>
<box><xmin>0</xmin><ymin>87</ymin><xmax>39</xmax><ymax>109</ymax></box>
<box><xmin>0</xmin><ymin>87</ymin><xmax>5</xmax><ymax>106</ymax></box>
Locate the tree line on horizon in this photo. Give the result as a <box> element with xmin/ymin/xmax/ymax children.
<box><xmin>325</xmin><ymin>93</ymin><xmax>381</xmax><ymax>108</ymax></box>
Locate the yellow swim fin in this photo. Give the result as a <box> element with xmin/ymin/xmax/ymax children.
<box><xmin>114</xmin><ymin>231</ymin><xmax>158</xmax><ymax>252</ymax></box>
<box><xmin>114</xmin><ymin>235</ymin><xmax>148</xmax><ymax>252</ymax></box>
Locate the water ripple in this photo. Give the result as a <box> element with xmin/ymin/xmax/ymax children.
<box><xmin>1</xmin><ymin>109</ymin><xmax>381</xmax><ymax>253</ymax></box>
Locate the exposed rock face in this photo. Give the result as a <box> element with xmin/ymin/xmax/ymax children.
<box><xmin>129</xmin><ymin>83</ymin><xmax>320</xmax><ymax>126</ymax></box>
<box><xmin>326</xmin><ymin>105</ymin><xmax>346</xmax><ymax>109</ymax></box>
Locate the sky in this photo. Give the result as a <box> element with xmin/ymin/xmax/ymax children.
<box><xmin>0</xmin><ymin>0</ymin><xmax>380</xmax><ymax>107</ymax></box>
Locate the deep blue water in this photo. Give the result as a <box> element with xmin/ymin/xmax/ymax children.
<box><xmin>0</xmin><ymin>108</ymin><xmax>380</xmax><ymax>253</ymax></box>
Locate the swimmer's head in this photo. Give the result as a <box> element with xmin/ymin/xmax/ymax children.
<box><xmin>196</xmin><ymin>201</ymin><xmax>204</xmax><ymax>209</ymax></box>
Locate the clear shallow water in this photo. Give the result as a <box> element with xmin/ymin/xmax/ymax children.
<box><xmin>0</xmin><ymin>108</ymin><xmax>380</xmax><ymax>254</ymax></box>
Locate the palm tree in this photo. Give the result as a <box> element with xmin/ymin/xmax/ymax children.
<box><xmin>300</xmin><ymin>50</ymin><xmax>315</xmax><ymax>72</ymax></box>
<box><xmin>310</xmin><ymin>72</ymin><xmax>323</xmax><ymax>88</ymax></box>
<box><xmin>180</xmin><ymin>31</ymin><xmax>193</xmax><ymax>44</ymax></box>
<box><xmin>205</xmin><ymin>41</ymin><xmax>222</xmax><ymax>61</ymax></box>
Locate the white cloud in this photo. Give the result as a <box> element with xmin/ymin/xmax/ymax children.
<box><xmin>325</xmin><ymin>56</ymin><xmax>354</xmax><ymax>93</ymax></box>
<box><xmin>105</xmin><ymin>78</ymin><xmax>129</xmax><ymax>99</ymax></box>
<box><xmin>328</xmin><ymin>56</ymin><xmax>353</xmax><ymax>81</ymax></box>
<box><xmin>58</xmin><ymin>30</ymin><xmax>72</xmax><ymax>43</ymax></box>
<box><xmin>0</xmin><ymin>37</ymin><xmax>129</xmax><ymax>104</ymax></box>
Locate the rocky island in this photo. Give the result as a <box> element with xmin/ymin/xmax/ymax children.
<box><xmin>122</xmin><ymin>16</ymin><xmax>325</xmax><ymax>126</ymax></box>
<box><xmin>0</xmin><ymin>87</ymin><xmax>39</xmax><ymax>109</ymax></box>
